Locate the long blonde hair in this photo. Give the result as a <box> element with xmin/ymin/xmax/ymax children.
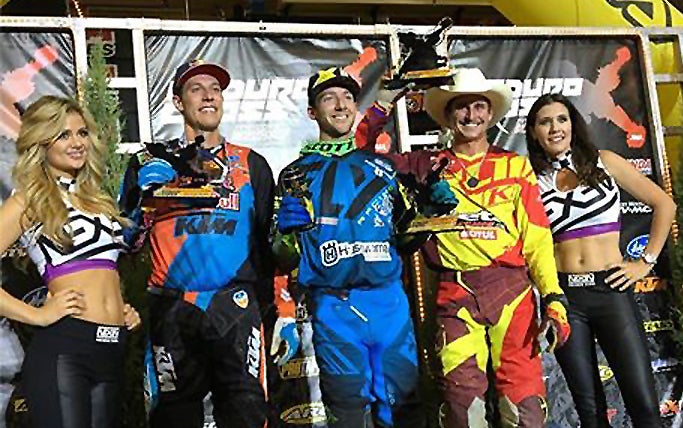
<box><xmin>13</xmin><ymin>95</ymin><xmax>124</xmax><ymax>247</ymax></box>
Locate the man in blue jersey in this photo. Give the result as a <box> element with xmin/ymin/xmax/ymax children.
<box><xmin>271</xmin><ymin>67</ymin><xmax>424</xmax><ymax>428</ymax></box>
<box><xmin>119</xmin><ymin>60</ymin><xmax>273</xmax><ymax>428</ymax></box>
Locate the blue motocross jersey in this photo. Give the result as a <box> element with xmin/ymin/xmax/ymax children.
<box><xmin>283</xmin><ymin>150</ymin><xmax>404</xmax><ymax>289</ymax></box>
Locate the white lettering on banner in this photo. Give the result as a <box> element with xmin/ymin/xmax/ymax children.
<box><xmin>489</xmin><ymin>78</ymin><xmax>585</xmax><ymax>119</ymax></box>
<box><xmin>320</xmin><ymin>240</ymin><xmax>391</xmax><ymax>267</ymax></box>
<box><xmin>246</xmin><ymin>327</ymin><xmax>261</xmax><ymax>379</ymax></box>
<box><xmin>95</xmin><ymin>326</ymin><xmax>120</xmax><ymax>343</ymax></box>
<box><xmin>153</xmin><ymin>346</ymin><xmax>178</xmax><ymax>392</ymax></box>
<box><xmin>223</xmin><ymin>78</ymin><xmax>309</xmax><ymax>122</ymax></box>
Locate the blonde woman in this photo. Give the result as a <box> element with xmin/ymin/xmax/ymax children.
<box><xmin>0</xmin><ymin>95</ymin><xmax>140</xmax><ymax>428</ymax></box>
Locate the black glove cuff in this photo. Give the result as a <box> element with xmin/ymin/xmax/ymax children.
<box><xmin>542</xmin><ymin>293</ymin><xmax>568</xmax><ymax>308</ymax></box>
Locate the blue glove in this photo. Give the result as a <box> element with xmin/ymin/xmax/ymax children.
<box><xmin>270</xmin><ymin>317</ymin><xmax>300</xmax><ymax>366</ymax></box>
<box><xmin>430</xmin><ymin>180</ymin><xmax>458</xmax><ymax>205</ymax></box>
<box><xmin>277</xmin><ymin>195</ymin><xmax>313</xmax><ymax>233</ymax></box>
<box><xmin>137</xmin><ymin>159</ymin><xmax>177</xmax><ymax>191</ymax></box>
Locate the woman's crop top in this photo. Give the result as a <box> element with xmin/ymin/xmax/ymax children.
<box><xmin>18</xmin><ymin>179</ymin><xmax>125</xmax><ymax>283</ymax></box>
<box><xmin>537</xmin><ymin>153</ymin><xmax>621</xmax><ymax>243</ymax></box>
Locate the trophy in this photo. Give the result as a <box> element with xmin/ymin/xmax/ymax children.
<box><xmin>280</xmin><ymin>165</ymin><xmax>315</xmax><ymax>233</ymax></box>
<box><xmin>384</xmin><ymin>17</ymin><xmax>456</xmax><ymax>90</ymax></box>
<box><xmin>404</xmin><ymin>158</ymin><xmax>464</xmax><ymax>234</ymax></box>
<box><xmin>144</xmin><ymin>135</ymin><xmax>221</xmax><ymax>200</ymax></box>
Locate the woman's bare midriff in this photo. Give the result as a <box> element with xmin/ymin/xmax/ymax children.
<box><xmin>554</xmin><ymin>232</ymin><xmax>623</xmax><ymax>273</ymax></box>
<box><xmin>48</xmin><ymin>269</ymin><xmax>125</xmax><ymax>326</ymax></box>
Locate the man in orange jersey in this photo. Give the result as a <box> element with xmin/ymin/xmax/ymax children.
<box><xmin>368</xmin><ymin>68</ymin><xmax>571</xmax><ymax>428</ymax></box>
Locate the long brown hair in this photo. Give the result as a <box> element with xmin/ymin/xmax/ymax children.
<box><xmin>13</xmin><ymin>95</ymin><xmax>125</xmax><ymax>247</ymax></box>
<box><xmin>525</xmin><ymin>93</ymin><xmax>608</xmax><ymax>187</ymax></box>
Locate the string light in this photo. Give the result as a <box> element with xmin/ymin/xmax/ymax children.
<box><xmin>72</xmin><ymin>0</ymin><xmax>84</xmax><ymax>18</ymax></box>
<box><xmin>413</xmin><ymin>252</ymin><xmax>426</xmax><ymax>323</ymax></box>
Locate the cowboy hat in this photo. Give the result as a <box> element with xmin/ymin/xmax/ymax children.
<box><xmin>424</xmin><ymin>68</ymin><xmax>513</xmax><ymax>129</ymax></box>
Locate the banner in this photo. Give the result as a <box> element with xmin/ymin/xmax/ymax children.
<box><xmin>0</xmin><ymin>29</ymin><xmax>76</xmax><ymax>199</ymax></box>
<box><xmin>145</xmin><ymin>34</ymin><xmax>391</xmax><ymax>177</ymax></box>
<box><xmin>406</xmin><ymin>35</ymin><xmax>678</xmax><ymax>427</ymax></box>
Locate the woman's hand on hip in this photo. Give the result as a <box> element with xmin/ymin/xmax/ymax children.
<box><xmin>606</xmin><ymin>259</ymin><xmax>651</xmax><ymax>291</ymax></box>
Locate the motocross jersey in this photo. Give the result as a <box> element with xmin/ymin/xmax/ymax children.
<box><xmin>274</xmin><ymin>104</ymin><xmax>410</xmax><ymax>290</ymax></box>
<box><xmin>385</xmin><ymin>146</ymin><xmax>562</xmax><ymax>297</ymax></box>
<box><xmin>119</xmin><ymin>139</ymin><xmax>274</xmax><ymax>294</ymax></box>
<box><xmin>280</xmin><ymin>150</ymin><xmax>406</xmax><ymax>289</ymax></box>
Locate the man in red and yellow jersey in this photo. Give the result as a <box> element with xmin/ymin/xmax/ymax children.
<box><xmin>374</xmin><ymin>68</ymin><xmax>571</xmax><ymax>428</ymax></box>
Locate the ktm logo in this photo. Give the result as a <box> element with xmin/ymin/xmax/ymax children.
<box><xmin>634</xmin><ymin>276</ymin><xmax>667</xmax><ymax>293</ymax></box>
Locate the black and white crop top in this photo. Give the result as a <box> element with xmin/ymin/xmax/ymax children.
<box><xmin>537</xmin><ymin>152</ymin><xmax>621</xmax><ymax>242</ymax></box>
<box><xmin>18</xmin><ymin>178</ymin><xmax>125</xmax><ymax>283</ymax></box>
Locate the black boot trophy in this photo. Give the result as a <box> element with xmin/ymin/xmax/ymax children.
<box><xmin>383</xmin><ymin>16</ymin><xmax>456</xmax><ymax>90</ymax></box>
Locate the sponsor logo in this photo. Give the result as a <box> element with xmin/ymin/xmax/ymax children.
<box><xmin>363</xmin><ymin>159</ymin><xmax>395</xmax><ymax>180</ymax></box>
<box><xmin>12</xmin><ymin>397</ymin><xmax>28</xmax><ymax>414</ymax></box>
<box><xmin>295</xmin><ymin>302</ymin><xmax>309</xmax><ymax>322</ymax></box>
<box><xmin>626</xmin><ymin>234</ymin><xmax>649</xmax><ymax>258</ymax></box>
<box><xmin>279</xmin><ymin>356</ymin><xmax>320</xmax><ymax>380</ymax></box>
<box><xmin>153</xmin><ymin>346</ymin><xmax>178</xmax><ymax>392</ymax></box>
<box><xmin>456</xmin><ymin>210</ymin><xmax>506</xmax><ymax>230</ymax></box>
<box><xmin>620</xmin><ymin>201</ymin><xmax>652</xmax><ymax>215</ymax></box>
<box><xmin>599</xmin><ymin>364</ymin><xmax>614</xmax><ymax>382</ymax></box>
<box><xmin>174</xmin><ymin>216</ymin><xmax>236</xmax><ymax>236</ymax></box>
<box><xmin>459</xmin><ymin>229</ymin><xmax>497</xmax><ymax>240</ymax></box>
<box><xmin>233</xmin><ymin>289</ymin><xmax>249</xmax><ymax>309</ymax></box>
<box><xmin>22</xmin><ymin>285</ymin><xmax>48</xmax><ymax>307</ymax></box>
<box><xmin>567</xmin><ymin>273</ymin><xmax>596</xmax><ymax>287</ymax></box>
<box><xmin>652</xmin><ymin>357</ymin><xmax>681</xmax><ymax>373</ymax></box>
<box><xmin>661</xmin><ymin>399</ymin><xmax>681</xmax><ymax>417</ymax></box>
<box><xmin>628</xmin><ymin>158</ymin><xmax>652</xmax><ymax>175</ymax></box>
<box><xmin>320</xmin><ymin>240</ymin><xmax>391</xmax><ymax>267</ymax></box>
<box><xmin>95</xmin><ymin>326</ymin><xmax>120</xmax><ymax>343</ymax></box>
<box><xmin>643</xmin><ymin>319</ymin><xmax>674</xmax><ymax>333</ymax></box>
<box><xmin>606</xmin><ymin>408</ymin><xmax>619</xmax><ymax>423</ymax></box>
<box><xmin>280</xmin><ymin>402</ymin><xmax>327</xmax><ymax>425</ymax></box>
<box><xmin>217</xmin><ymin>192</ymin><xmax>239</xmax><ymax>210</ymax></box>
<box><xmin>246</xmin><ymin>327</ymin><xmax>261</xmax><ymax>379</ymax></box>
<box><xmin>634</xmin><ymin>276</ymin><xmax>667</xmax><ymax>293</ymax></box>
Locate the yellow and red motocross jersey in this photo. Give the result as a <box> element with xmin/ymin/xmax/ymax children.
<box><xmin>389</xmin><ymin>146</ymin><xmax>561</xmax><ymax>297</ymax></box>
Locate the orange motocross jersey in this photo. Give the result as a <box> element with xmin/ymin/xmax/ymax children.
<box><xmin>389</xmin><ymin>146</ymin><xmax>561</xmax><ymax>296</ymax></box>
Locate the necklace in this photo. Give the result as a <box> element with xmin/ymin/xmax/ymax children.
<box><xmin>451</xmin><ymin>149</ymin><xmax>489</xmax><ymax>188</ymax></box>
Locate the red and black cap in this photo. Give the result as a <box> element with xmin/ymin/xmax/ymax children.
<box><xmin>172</xmin><ymin>59</ymin><xmax>231</xmax><ymax>96</ymax></box>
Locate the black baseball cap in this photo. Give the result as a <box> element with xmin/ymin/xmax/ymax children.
<box><xmin>307</xmin><ymin>67</ymin><xmax>360</xmax><ymax>106</ymax></box>
<box><xmin>172</xmin><ymin>59</ymin><xmax>231</xmax><ymax>95</ymax></box>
